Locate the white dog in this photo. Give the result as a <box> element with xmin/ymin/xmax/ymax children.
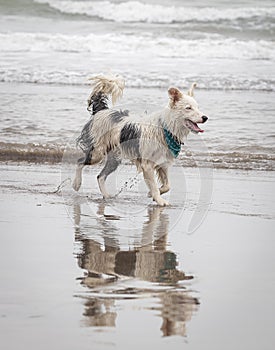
<box><xmin>73</xmin><ymin>74</ymin><xmax>208</xmax><ymax>206</ymax></box>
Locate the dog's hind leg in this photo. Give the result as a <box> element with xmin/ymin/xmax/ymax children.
<box><xmin>72</xmin><ymin>149</ymin><xmax>103</xmax><ymax>192</ymax></box>
<box><xmin>72</xmin><ymin>156</ymin><xmax>86</xmax><ymax>192</ymax></box>
<box><xmin>142</xmin><ymin>162</ymin><xmax>169</xmax><ymax>207</ymax></box>
<box><xmin>97</xmin><ymin>151</ymin><xmax>121</xmax><ymax>199</ymax></box>
<box><xmin>157</xmin><ymin>167</ymin><xmax>170</xmax><ymax>195</ymax></box>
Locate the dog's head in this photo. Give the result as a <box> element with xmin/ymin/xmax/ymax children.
<box><xmin>168</xmin><ymin>84</ymin><xmax>208</xmax><ymax>134</ymax></box>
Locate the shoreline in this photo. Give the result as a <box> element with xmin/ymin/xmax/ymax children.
<box><xmin>1</xmin><ymin>81</ymin><xmax>275</xmax><ymax>172</ymax></box>
<box><xmin>1</xmin><ymin>148</ymin><xmax>274</xmax><ymax>172</ymax></box>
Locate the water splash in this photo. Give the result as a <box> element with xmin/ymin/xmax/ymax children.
<box><xmin>114</xmin><ymin>172</ymin><xmax>141</xmax><ymax>198</ymax></box>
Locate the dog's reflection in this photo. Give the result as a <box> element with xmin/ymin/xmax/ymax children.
<box><xmin>73</xmin><ymin>202</ymin><xmax>199</xmax><ymax>337</ymax></box>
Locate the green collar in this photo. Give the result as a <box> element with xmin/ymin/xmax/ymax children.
<box><xmin>163</xmin><ymin>125</ymin><xmax>182</xmax><ymax>158</ymax></box>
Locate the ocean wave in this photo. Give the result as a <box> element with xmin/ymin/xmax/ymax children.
<box><xmin>0</xmin><ymin>32</ymin><xmax>274</xmax><ymax>61</ymax></box>
<box><xmin>34</xmin><ymin>0</ymin><xmax>275</xmax><ymax>25</ymax></box>
<box><xmin>178</xmin><ymin>151</ymin><xmax>275</xmax><ymax>171</ymax></box>
<box><xmin>0</xmin><ymin>142</ymin><xmax>65</xmax><ymax>163</ymax></box>
<box><xmin>1</xmin><ymin>141</ymin><xmax>274</xmax><ymax>171</ymax></box>
<box><xmin>0</xmin><ymin>67</ymin><xmax>274</xmax><ymax>92</ymax></box>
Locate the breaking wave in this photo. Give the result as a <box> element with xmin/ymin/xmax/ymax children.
<box><xmin>34</xmin><ymin>0</ymin><xmax>275</xmax><ymax>27</ymax></box>
<box><xmin>0</xmin><ymin>67</ymin><xmax>274</xmax><ymax>92</ymax></box>
<box><xmin>1</xmin><ymin>31</ymin><xmax>274</xmax><ymax>60</ymax></box>
<box><xmin>1</xmin><ymin>30</ymin><xmax>274</xmax><ymax>90</ymax></box>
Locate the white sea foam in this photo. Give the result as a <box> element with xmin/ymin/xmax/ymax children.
<box><xmin>0</xmin><ymin>32</ymin><xmax>274</xmax><ymax>61</ymax></box>
<box><xmin>0</xmin><ymin>66</ymin><xmax>274</xmax><ymax>92</ymax></box>
<box><xmin>0</xmin><ymin>30</ymin><xmax>274</xmax><ymax>90</ymax></box>
<box><xmin>35</xmin><ymin>0</ymin><xmax>275</xmax><ymax>24</ymax></box>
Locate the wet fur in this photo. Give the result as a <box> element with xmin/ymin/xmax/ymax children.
<box><xmin>73</xmin><ymin>74</ymin><xmax>207</xmax><ymax>206</ymax></box>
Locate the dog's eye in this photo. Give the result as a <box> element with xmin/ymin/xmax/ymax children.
<box><xmin>185</xmin><ymin>105</ymin><xmax>192</xmax><ymax>110</ymax></box>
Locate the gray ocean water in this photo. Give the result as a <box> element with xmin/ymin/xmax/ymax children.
<box><xmin>0</xmin><ymin>0</ymin><xmax>275</xmax><ymax>170</ymax></box>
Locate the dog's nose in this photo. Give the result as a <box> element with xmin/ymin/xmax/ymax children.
<box><xmin>202</xmin><ymin>116</ymin><xmax>208</xmax><ymax>123</ymax></box>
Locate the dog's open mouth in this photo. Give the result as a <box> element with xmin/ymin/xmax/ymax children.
<box><xmin>185</xmin><ymin>119</ymin><xmax>204</xmax><ymax>134</ymax></box>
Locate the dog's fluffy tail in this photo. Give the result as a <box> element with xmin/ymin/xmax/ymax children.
<box><xmin>87</xmin><ymin>73</ymin><xmax>125</xmax><ymax>114</ymax></box>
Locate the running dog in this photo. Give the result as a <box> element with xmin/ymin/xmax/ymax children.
<box><xmin>72</xmin><ymin>73</ymin><xmax>208</xmax><ymax>206</ymax></box>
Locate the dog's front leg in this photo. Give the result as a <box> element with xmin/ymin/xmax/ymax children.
<box><xmin>157</xmin><ymin>167</ymin><xmax>170</xmax><ymax>195</ymax></box>
<box><xmin>142</xmin><ymin>163</ymin><xmax>169</xmax><ymax>207</ymax></box>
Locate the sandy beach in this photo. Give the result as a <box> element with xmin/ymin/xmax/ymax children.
<box><xmin>1</xmin><ymin>0</ymin><xmax>275</xmax><ymax>348</ymax></box>
<box><xmin>0</xmin><ymin>162</ymin><xmax>274</xmax><ymax>350</ymax></box>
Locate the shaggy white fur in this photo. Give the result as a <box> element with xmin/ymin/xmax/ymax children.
<box><xmin>73</xmin><ymin>74</ymin><xmax>208</xmax><ymax>206</ymax></box>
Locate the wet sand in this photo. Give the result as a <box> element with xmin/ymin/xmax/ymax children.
<box><xmin>0</xmin><ymin>163</ymin><xmax>274</xmax><ymax>350</ymax></box>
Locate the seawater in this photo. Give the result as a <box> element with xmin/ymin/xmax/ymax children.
<box><xmin>0</xmin><ymin>0</ymin><xmax>274</xmax><ymax>170</ymax></box>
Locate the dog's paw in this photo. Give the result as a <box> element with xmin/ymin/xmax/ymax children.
<box><xmin>156</xmin><ymin>198</ymin><xmax>170</xmax><ymax>207</ymax></box>
<box><xmin>103</xmin><ymin>194</ymin><xmax>111</xmax><ymax>199</ymax></box>
<box><xmin>72</xmin><ymin>180</ymin><xmax>81</xmax><ymax>192</ymax></box>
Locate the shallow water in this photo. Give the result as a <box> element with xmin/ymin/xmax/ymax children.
<box><xmin>1</xmin><ymin>82</ymin><xmax>275</xmax><ymax>171</ymax></box>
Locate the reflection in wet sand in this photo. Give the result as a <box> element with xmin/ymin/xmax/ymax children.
<box><xmin>82</xmin><ymin>298</ymin><xmax>116</xmax><ymax>328</ymax></box>
<box><xmin>73</xmin><ymin>202</ymin><xmax>199</xmax><ymax>337</ymax></box>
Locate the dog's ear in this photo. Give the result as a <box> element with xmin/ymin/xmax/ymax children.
<box><xmin>168</xmin><ymin>87</ymin><xmax>183</xmax><ymax>107</ymax></box>
<box><xmin>187</xmin><ymin>82</ymin><xmax>197</xmax><ymax>97</ymax></box>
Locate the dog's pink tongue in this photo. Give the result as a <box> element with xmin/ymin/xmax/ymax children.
<box><xmin>194</xmin><ymin>123</ymin><xmax>204</xmax><ymax>133</ymax></box>
<box><xmin>186</xmin><ymin>119</ymin><xmax>204</xmax><ymax>133</ymax></box>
